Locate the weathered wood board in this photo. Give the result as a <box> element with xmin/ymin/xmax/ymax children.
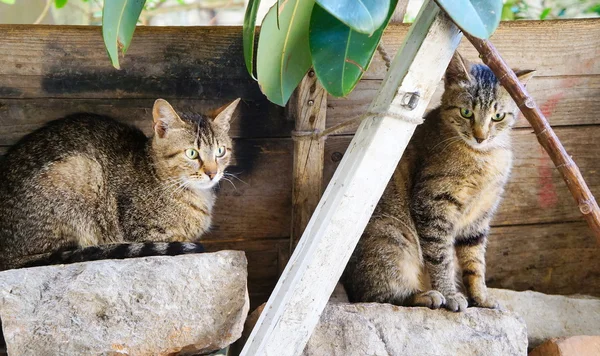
<box><xmin>0</xmin><ymin>21</ymin><xmax>599</xmax><ymax>302</ymax></box>
<box><xmin>327</xmin><ymin>74</ymin><xmax>600</xmax><ymax>133</ymax></box>
<box><xmin>486</xmin><ymin>221</ymin><xmax>600</xmax><ymax>297</ymax></box>
<box><xmin>324</xmin><ymin>127</ymin><xmax>600</xmax><ymax>226</ymax></box>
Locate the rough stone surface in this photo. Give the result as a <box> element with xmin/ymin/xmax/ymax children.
<box><xmin>0</xmin><ymin>251</ymin><xmax>249</xmax><ymax>356</ymax></box>
<box><xmin>529</xmin><ymin>336</ymin><xmax>600</xmax><ymax>356</ymax></box>
<box><xmin>489</xmin><ymin>288</ymin><xmax>600</xmax><ymax>349</ymax></box>
<box><xmin>302</xmin><ymin>303</ymin><xmax>527</xmax><ymax>356</ymax></box>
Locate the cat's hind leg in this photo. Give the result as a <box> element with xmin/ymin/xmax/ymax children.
<box><xmin>343</xmin><ymin>219</ymin><xmax>426</xmax><ymax>307</ymax></box>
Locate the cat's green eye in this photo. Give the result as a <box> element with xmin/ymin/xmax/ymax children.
<box><xmin>460</xmin><ymin>108</ymin><xmax>473</xmax><ymax>119</ymax></box>
<box><xmin>185</xmin><ymin>148</ymin><xmax>199</xmax><ymax>159</ymax></box>
<box><xmin>216</xmin><ymin>146</ymin><xmax>226</xmax><ymax>158</ymax></box>
<box><xmin>493</xmin><ymin>112</ymin><xmax>506</xmax><ymax>122</ymax></box>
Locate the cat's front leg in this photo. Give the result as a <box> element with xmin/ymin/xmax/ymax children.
<box><xmin>413</xmin><ymin>196</ymin><xmax>467</xmax><ymax>312</ymax></box>
<box><xmin>455</xmin><ymin>228</ymin><xmax>499</xmax><ymax>309</ymax></box>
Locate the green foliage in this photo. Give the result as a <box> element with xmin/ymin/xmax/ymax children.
<box><xmin>314</xmin><ymin>0</ymin><xmax>390</xmax><ymax>34</ymax></box>
<box><xmin>255</xmin><ymin>1</ymin><xmax>314</xmax><ymax>106</ymax></box>
<box><xmin>309</xmin><ymin>0</ymin><xmax>397</xmax><ymax>97</ymax></box>
<box><xmin>102</xmin><ymin>0</ymin><xmax>146</xmax><ymax>69</ymax></box>
<box><xmin>0</xmin><ymin>0</ymin><xmax>15</xmax><ymax>4</ymax></box>
<box><xmin>436</xmin><ymin>0</ymin><xmax>502</xmax><ymax>39</ymax></box>
<box><xmin>55</xmin><ymin>0</ymin><xmax>68</xmax><ymax>9</ymax></box>
<box><xmin>502</xmin><ymin>0</ymin><xmax>600</xmax><ymax>20</ymax></box>
<box><xmin>243</xmin><ymin>0</ymin><xmax>261</xmax><ymax>79</ymax></box>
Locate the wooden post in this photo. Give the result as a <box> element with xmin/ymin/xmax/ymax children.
<box><xmin>289</xmin><ymin>0</ymin><xmax>410</xmax><ymax>253</ymax></box>
<box><xmin>240</xmin><ymin>1</ymin><xmax>462</xmax><ymax>355</ymax></box>
<box><xmin>289</xmin><ymin>72</ymin><xmax>327</xmax><ymax>252</ymax></box>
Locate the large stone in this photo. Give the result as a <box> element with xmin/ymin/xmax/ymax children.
<box><xmin>302</xmin><ymin>303</ymin><xmax>527</xmax><ymax>356</ymax></box>
<box><xmin>489</xmin><ymin>288</ymin><xmax>600</xmax><ymax>349</ymax></box>
<box><xmin>0</xmin><ymin>251</ymin><xmax>249</xmax><ymax>356</ymax></box>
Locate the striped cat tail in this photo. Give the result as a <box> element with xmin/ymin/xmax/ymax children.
<box><xmin>18</xmin><ymin>242</ymin><xmax>205</xmax><ymax>269</ymax></box>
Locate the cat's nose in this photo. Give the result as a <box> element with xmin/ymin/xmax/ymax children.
<box><xmin>205</xmin><ymin>171</ymin><xmax>217</xmax><ymax>180</ymax></box>
<box><xmin>475</xmin><ymin>137</ymin><xmax>486</xmax><ymax>144</ymax></box>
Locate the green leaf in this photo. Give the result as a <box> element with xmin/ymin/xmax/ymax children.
<box><xmin>539</xmin><ymin>7</ymin><xmax>552</xmax><ymax>20</ymax></box>
<box><xmin>102</xmin><ymin>0</ymin><xmax>146</xmax><ymax>69</ymax></box>
<box><xmin>437</xmin><ymin>0</ymin><xmax>503</xmax><ymax>39</ymax></box>
<box><xmin>315</xmin><ymin>0</ymin><xmax>390</xmax><ymax>35</ymax></box>
<box><xmin>0</xmin><ymin>0</ymin><xmax>16</xmax><ymax>4</ymax></box>
<box><xmin>256</xmin><ymin>1</ymin><xmax>314</xmax><ymax>106</ymax></box>
<box><xmin>501</xmin><ymin>2</ymin><xmax>515</xmax><ymax>21</ymax></box>
<box><xmin>55</xmin><ymin>0</ymin><xmax>68</xmax><ymax>8</ymax></box>
<box><xmin>310</xmin><ymin>0</ymin><xmax>397</xmax><ymax>97</ymax></box>
<box><xmin>243</xmin><ymin>0</ymin><xmax>261</xmax><ymax>80</ymax></box>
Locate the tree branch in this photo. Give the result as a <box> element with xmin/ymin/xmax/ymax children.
<box><xmin>465</xmin><ymin>33</ymin><xmax>600</xmax><ymax>244</ymax></box>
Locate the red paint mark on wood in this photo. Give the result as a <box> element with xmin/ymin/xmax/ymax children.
<box><xmin>538</xmin><ymin>147</ymin><xmax>559</xmax><ymax>208</ymax></box>
<box><xmin>539</xmin><ymin>92</ymin><xmax>564</xmax><ymax>118</ymax></box>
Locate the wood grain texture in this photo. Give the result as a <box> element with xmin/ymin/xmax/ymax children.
<box><xmin>0</xmin><ymin>97</ymin><xmax>287</xmax><ymax>142</ymax></box>
<box><xmin>467</xmin><ymin>33</ymin><xmax>600</xmax><ymax>244</ymax></box>
<box><xmin>289</xmin><ymin>73</ymin><xmax>327</xmax><ymax>250</ymax></box>
<box><xmin>327</xmin><ymin>74</ymin><xmax>600</xmax><ymax>133</ymax></box>
<box><xmin>365</xmin><ymin>19</ymin><xmax>600</xmax><ymax>80</ymax></box>
<box><xmin>323</xmin><ymin>126</ymin><xmax>600</xmax><ymax>226</ymax></box>
<box><xmin>0</xmin><ymin>25</ymin><xmax>259</xmax><ymax>99</ymax></box>
<box><xmin>487</xmin><ymin>221</ymin><xmax>600</xmax><ymax>297</ymax></box>
<box><xmin>1</xmin><ymin>20</ymin><xmax>597</xmax><ymax>100</ymax></box>
<box><xmin>203</xmin><ymin>238</ymin><xmax>289</xmax><ymax>309</ymax></box>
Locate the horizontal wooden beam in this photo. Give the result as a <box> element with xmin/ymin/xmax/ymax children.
<box><xmin>0</xmin><ymin>20</ymin><xmax>597</xmax><ymax>101</ymax></box>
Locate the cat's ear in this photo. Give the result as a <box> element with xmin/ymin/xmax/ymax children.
<box><xmin>209</xmin><ymin>98</ymin><xmax>241</xmax><ymax>132</ymax></box>
<box><xmin>514</xmin><ymin>69</ymin><xmax>535</xmax><ymax>87</ymax></box>
<box><xmin>152</xmin><ymin>99</ymin><xmax>185</xmax><ymax>138</ymax></box>
<box><xmin>445</xmin><ymin>51</ymin><xmax>471</xmax><ymax>85</ymax></box>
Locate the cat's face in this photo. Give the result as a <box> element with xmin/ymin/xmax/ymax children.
<box><xmin>150</xmin><ymin>99</ymin><xmax>240</xmax><ymax>191</ymax></box>
<box><xmin>441</xmin><ymin>53</ymin><xmax>534</xmax><ymax>151</ymax></box>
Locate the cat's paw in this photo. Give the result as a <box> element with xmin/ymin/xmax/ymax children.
<box><xmin>470</xmin><ymin>293</ymin><xmax>501</xmax><ymax>309</ymax></box>
<box><xmin>444</xmin><ymin>292</ymin><xmax>468</xmax><ymax>312</ymax></box>
<box><xmin>412</xmin><ymin>290</ymin><xmax>446</xmax><ymax>309</ymax></box>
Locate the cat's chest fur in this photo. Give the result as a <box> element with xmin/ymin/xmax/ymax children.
<box><xmin>137</xmin><ymin>187</ymin><xmax>216</xmax><ymax>241</ymax></box>
<box><xmin>454</xmin><ymin>147</ymin><xmax>513</xmax><ymax>231</ymax></box>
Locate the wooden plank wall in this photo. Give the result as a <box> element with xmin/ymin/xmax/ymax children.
<box><xmin>0</xmin><ymin>20</ymin><xmax>598</xmax><ymax>307</ymax></box>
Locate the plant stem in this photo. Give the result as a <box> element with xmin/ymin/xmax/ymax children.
<box><xmin>34</xmin><ymin>0</ymin><xmax>52</xmax><ymax>24</ymax></box>
<box><xmin>465</xmin><ymin>33</ymin><xmax>600</xmax><ymax>244</ymax></box>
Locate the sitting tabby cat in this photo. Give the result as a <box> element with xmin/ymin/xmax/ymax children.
<box><xmin>0</xmin><ymin>98</ymin><xmax>240</xmax><ymax>271</ymax></box>
<box><xmin>343</xmin><ymin>53</ymin><xmax>534</xmax><ymax>312</ymax></box>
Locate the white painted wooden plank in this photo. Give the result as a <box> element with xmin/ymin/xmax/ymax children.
<box><xmin>240</xmin><ymin>1</ymin><xmax>462</xmax><ymax>355</ymax></box>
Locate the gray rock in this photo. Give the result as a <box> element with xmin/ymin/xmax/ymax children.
<box><xmin>489</xmin><ymin>288</ymin><xmax>600</xmax><ymax>349</ymax></box>
<box><xmin>0</xmin><ymin>251</ymin><xmax>249</xmax><ymax>356</ymax></box>
<box><xmin>302</xmin><ymin>303</ymin><xmax>527</xmax><ymax>356</ymax></box>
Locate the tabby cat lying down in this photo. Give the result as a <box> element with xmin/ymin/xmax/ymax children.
<box><xmin>343</xmin><ymin>53</ymin><xmax>534</xmax><ymax>312</ymax></box>
<box><xmin>0</xmin><ymin>98</ymin><xmax>240</xmax><ymax>271</ymax></box>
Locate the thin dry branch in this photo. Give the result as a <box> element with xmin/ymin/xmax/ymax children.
<box><xmin>465</xmin><ymin>33</ymin><xmax>600</xmax><ymax>244</ymax></box>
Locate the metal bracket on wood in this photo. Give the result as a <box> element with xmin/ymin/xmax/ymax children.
<box><xmin>240</xmin><ymin>1</ymin><xmax>462</xmax><ymax>355</ymax></box>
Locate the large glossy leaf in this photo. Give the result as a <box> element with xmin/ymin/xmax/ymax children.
<box><xmin>102</xmin><ymin>0</ymin><xmax>145</xmax><ymax>69</ymax></box>
<box><xmin>256</xmin><ymin>1</ymin><xmax>314</xmax><ymax>106</ymax></box>
<box><xmin>243</xmin><ymin>0</ymin><xmax>261</xmax><ymax>79</ymax></box>
<box><xmin>315</xmin><ymin>0</ymin><xmax>390</xmax><ymax>35</ymax></box>
<box><xmin>310</xmin><ymin>0</ymin><xmax>397</xmax><ymax>97</ymax></box>
<box><xmin>437</xmin><ymin>0</ymin><xmax>502</xmax><ymax>39</ymax></box>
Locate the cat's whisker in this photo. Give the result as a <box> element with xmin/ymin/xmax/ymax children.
<box><xmin>221</xmin><ymin>177</ymin><xmax>238</xmax><ymax>191</ymax></box>
<box><xmin>224</xmin><ymin>172</ymin><xmax>248</xmax><ymax>185</ymax></box>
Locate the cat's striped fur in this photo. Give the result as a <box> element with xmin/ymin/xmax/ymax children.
<box><xmin>342</xmin><ymin>53</ymin><xmax>534</xmax><ymax>312</ymax></box>
<box><xmin>0</xmin><ymin>99</ymin><xmax>239</xmax><ymax>271</ymax></box>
